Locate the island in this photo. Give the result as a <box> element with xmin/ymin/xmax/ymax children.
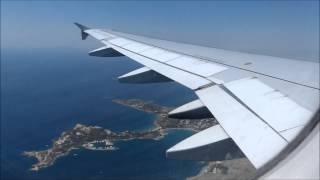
<box><xmin>23</xmin><ymin>99</ymin><xmax>217</xmax><ymax>171</ymax></box>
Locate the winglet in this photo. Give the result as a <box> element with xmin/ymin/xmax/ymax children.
<box><xmin>74</xmin><ymin>22</ymin><xmax>90</xmax><ymax>40</ymax></box>
<box><xmin>74</xmin><ymin>23</ymin><xmax>89</xmax><ymax>31</ymax></box>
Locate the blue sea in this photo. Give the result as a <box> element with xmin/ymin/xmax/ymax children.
<box><xmin>1</xmin><ymin>49</ymin><xmax>204</xmax><ymax>180</ymax></box>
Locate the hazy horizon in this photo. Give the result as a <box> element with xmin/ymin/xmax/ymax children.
<box><xmin>1</xmin><ymin>1</ymin><xmax>319</xmax><ymax>61</ymax></box>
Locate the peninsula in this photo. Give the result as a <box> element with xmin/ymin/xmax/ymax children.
<box><xmin>23</xmin><ymin>99</ymin><xmax>216</xmax><ymax>171</ymax></box>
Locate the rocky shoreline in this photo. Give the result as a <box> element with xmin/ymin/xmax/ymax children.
<box><xmin>23</xmin><ymin>123</ymin><xmax>164</xmax><ymax>171</ymax></box>
<box><xmin>23</xmin><ymin>99</ymin><xmax>216</xmax><ymax>171</ymax></box>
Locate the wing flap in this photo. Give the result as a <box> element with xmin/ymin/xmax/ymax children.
<box><xmin>196</xmin><ymin>85</ymin><xmax>288</xmax><ymax>168</ymax></box>
<box><xmin>224</xmin><ymin>77</ymin><xmax>313</xmax><ymax>134</ymax></box>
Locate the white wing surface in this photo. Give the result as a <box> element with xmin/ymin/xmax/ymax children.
<box><xmin>75</xmin><ymin>23</ymin><xmax>319</xmax><ymax>169</ymax></box>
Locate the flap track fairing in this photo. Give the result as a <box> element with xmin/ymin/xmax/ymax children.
<box><xmin>168</xmin><ymin>99</ymin><xmax>213</xmax><ymax>119</ymax></box>
<box><xmin>118</xmin><ymin>67</ymin><xmax>173</xmax><ymax>84</ymax></box>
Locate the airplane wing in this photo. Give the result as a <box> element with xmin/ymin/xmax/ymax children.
<box><xmin>74</xmin><ymin>23</ymin><xmax>319</xmax><ymax>169</ymax></box>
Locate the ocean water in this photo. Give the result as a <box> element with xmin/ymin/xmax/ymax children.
<box><xmin>1</xmin><ymin>49</ymin><xmax>203</xmax><ymax>180</ymax></box>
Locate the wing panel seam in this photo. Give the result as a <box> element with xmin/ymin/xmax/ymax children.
<box><xmin>217</xmin><ymin>84</ymin><xmax>289</xmax><ymax>142</ymax></box>
<box><xmin>107</xmin><ymin>33</ymin><xmax>318</xmax><ymax>90</ymax></box>
<box><xmin>109</xmin><ymin>42</ymin><xmax>216</xmax><ymax>88</ymax></box>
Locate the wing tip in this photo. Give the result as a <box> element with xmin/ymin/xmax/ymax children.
<box><xmin>74</xmin><ymin>22</ymin><xmax>90</xmax><ymax>40</ymax></box>
<box><xmin>74</xmin><ymin>22</ymin><xmax>90</xmax><ymax>31</ymax></box>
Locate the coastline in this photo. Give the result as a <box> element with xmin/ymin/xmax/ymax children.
<box><xmin>22</xmin><ymin>99</ymin><xmax>215</xmax><ymax>171</ymax></box>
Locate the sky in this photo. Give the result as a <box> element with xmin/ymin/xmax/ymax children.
<box><xmin>1</xmin><ymin>1</ymin><xmax>319</xmax><ymax>61</ymax></box>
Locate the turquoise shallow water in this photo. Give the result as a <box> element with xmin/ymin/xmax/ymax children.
<box><xmin>1</xmin><ymin>49</ymin><xmax>203</xmax><ymax>180</ymax></box>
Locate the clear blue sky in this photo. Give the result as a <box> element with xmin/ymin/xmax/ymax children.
<box><xmin>1</xmin><ymin>1</ymin><xmax>319</xmax><ymax>61</ymax></box>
